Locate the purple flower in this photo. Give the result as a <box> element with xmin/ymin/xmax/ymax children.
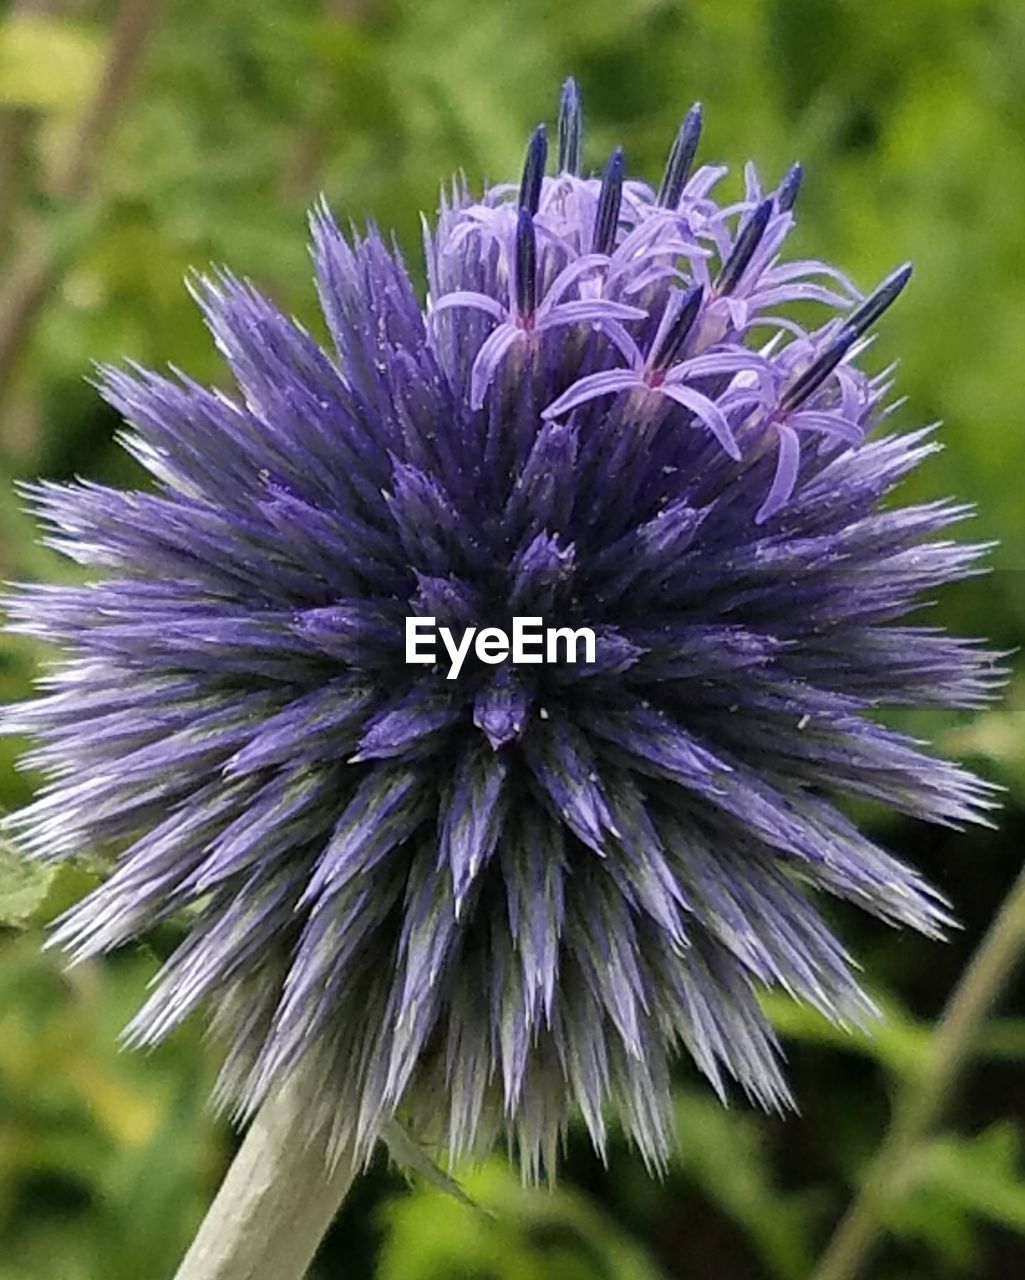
<box><xmin>2</xmin><ymin>82</ymin><xmax>1002</xmax><ymax>1179</ymax></box>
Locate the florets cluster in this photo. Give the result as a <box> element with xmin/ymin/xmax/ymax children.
<box><xmin>3</xmin><ymin>81</ymin><xmax>1000</xmax><ymax>1177</ymax></box>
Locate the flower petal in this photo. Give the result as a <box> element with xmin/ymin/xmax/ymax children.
<box><xmin>755</xmin><ymin>423</ymin><xmax>802</xmax><ymax>523</ymax></box>
<box><xmin>469</xmin><ymin>323</ymin><xmax>524</xmax><ymax>410</ymax></box>
<box><xmin>660</xmin><ymin>382</ymin><xmax>742</xmax><ymax>460</ymax></box>
<box><xmin>542</xmin><ymin>369</ymin><xmax>642</xmax><ymax>419</ymax></box>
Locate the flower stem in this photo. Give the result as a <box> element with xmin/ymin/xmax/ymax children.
<box><xmin>174</xmin><ymin>1066</ymin><xmax>359</xmax><ymax>1280</ymax></box>
<box><xmin>812</xmin><ymin>862</ymin><xmax>1025</xmax><ymax>1280</ymax></box>
<box><xmin>0</xmin><ymin>0</ymin><xmax>163</xmax><ymax>405</ymax></box>
<box><xmin>51</xmin><ymin>0</ymin><xmax>165</xmax><ymax>202</ymax></box>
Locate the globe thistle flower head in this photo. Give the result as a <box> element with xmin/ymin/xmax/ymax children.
<box><xmin>3</xmin><ymin>80</ymin><xmax>1002</xmax><ymax>1179</ymax></box>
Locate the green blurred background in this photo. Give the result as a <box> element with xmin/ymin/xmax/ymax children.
<box><xmin>1</xmin><ymin>1</ymin><xmax>1023</xmax><ymax>1276</ymax></box>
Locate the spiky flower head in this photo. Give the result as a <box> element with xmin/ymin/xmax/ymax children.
<box><xmin>3</xmin><ymin>82</ymin><xmax>1000</xmax><ymax>1177</ymax></box>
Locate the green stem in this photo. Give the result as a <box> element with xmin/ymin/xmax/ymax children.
<box><xmin>0</xmin><ymin>0</ymin><xmax>164</xmax><ymax>403</ymax></box>
<box><xmin>811</xmin><ymin>862</ymin><xmax>1025</xmax><ymax>1280</ymax></box>
<box><xmin>51</xmin><ymin>0</ymin><xmax>165</xmax><ymax>202</ymax></box>
<box><xmin>174</xmin><ymin>1066</ymin><xmax>360</xmax><ymax>1280</ymax></box>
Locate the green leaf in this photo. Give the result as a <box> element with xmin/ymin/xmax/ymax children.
<box><xmin>378</xmin><ymin>1158</ymin><xmax>664</xmax><ymax>1280</ymax></box>
<box><xmin>672</xmin><ymin>1090</ymin><xmax>816</xmax><ymax>1280</ymax></box>
<box><xmin>0</xmin><ymin>837</ymin><xmax>98</xmax><ymax>930</ymax></box>
<box><xmin>380</xmin><ymin>1118</ymin><xmax>492</xmax><ymax>1216</ymax></box>
<box><xmin>0</xmin><ymin>15</ymin><xmax>101</xmax><ymax>112</ymax></box>
<box><xmin>886</xmin><ymin>1123</ymin><xmax>1025</xmax><ymax>1262</ymax></box>
<box><xmin>0</xmin><ymin>837</ymin><xmax>56</xmax><ymax>927</ymax></box>
<box><xmin>762</xmin><ymin>991</ymin><xmax>930</xmax><ymax>1080</ymax></box>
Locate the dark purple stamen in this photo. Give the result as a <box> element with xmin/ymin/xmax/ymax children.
<box><xmin>591</xmin><ymin>148</ymin><xmax>625</xmax><ymax>255</ymax></box>
<box><xmin>558</xmin><ymin>79</ymin><xmax>582</xmax><ymax>175</ymax></box>
<box><xmin>776</xmin><ymin>331</ymin><xmax>859</xmax><ymax>414</ymax></box>
<box><xmin>844</xmin><ymin>261</ymin><xmax>913</xmax><ymax>338</ymax></box>
<box><xmin>520</xmin><ymin>125</ymin><xmax>548</xmax><ymax>216</ymax></box>
<box><xmin>776</xmin><ymin>162</ymin><xmax>803</xmax><ymax>212</ymax></box>
<box><xmin>715</xmin><ymin>197</ymin><xmax>774</xmax><ymax>295</ymax></box>
<box><xmin>657</xmin><ymin>103</ymin><xmax>703</xmax><ymax>209</ymax></box>
<box><xmin>515</xmin><ymin>207</ymin><xmax>538</xmax><ymax>318</ymax></box>
<box><xmin>778</xmin><ymin>262</ymin><xmax>913</xmax><ymax>413</ymax></box>
<box><xmin>652</xmin><ymin>284</ymin><xmax>704</xmax><ymax>370</ymax></box>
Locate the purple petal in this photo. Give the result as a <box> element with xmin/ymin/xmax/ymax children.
<box><xmin>792</xmin><ymin>410</ymin><xmax>863</xmax><ymax>446</ymax></box>
<box><xmin>439</xmin><ymin>742</ymin><xmax>508</xmax><ymax>908</ymax></box>
<box><xmin>542</xmin><ymin>369</ymin><xmax>641</xmax><ymax>420</ymax></box>
<box><xmin>660</xmin><ymin>382</ymin><xmax>741</xmax><ymax>460</ymax></box>
<box><xmin>469</xmin><ymin>323</ymin><xmax>524</xmax><ymax>410</ymax></box>
<box><xmin>430</xmin><ymin>290</ymin><xmax>507</xmax><ymax>322</ymax></box>
<box><xmin>539</xmin><ymin>299</ymin><xmax>648</xmax><ymax>330</ymax></box>
<box><xmin>755</xmin><ymin>423</ymin><xmax>802</xmax><ymax>523</ymax></box>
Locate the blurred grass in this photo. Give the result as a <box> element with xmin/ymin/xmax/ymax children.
<box><xmin>1</xmin><ymin>1</ymin><xmax>1024</xmax><ymax>1278</ymax></box>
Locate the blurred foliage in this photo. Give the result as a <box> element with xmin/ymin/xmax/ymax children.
<box><xmin>1</xmin><ymin>0</ymin><xmax>1024</xmax><ymax>1277</ymax></box>
<box><xmin>0</xmin><ymin>927</ymin><xmax>221</xmax><ymax>1280</ymax></box>
<box><xmin>378</xmin><ymin>1161</ymin><xmax>664</xmax><ymax>1280</ymax></box>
